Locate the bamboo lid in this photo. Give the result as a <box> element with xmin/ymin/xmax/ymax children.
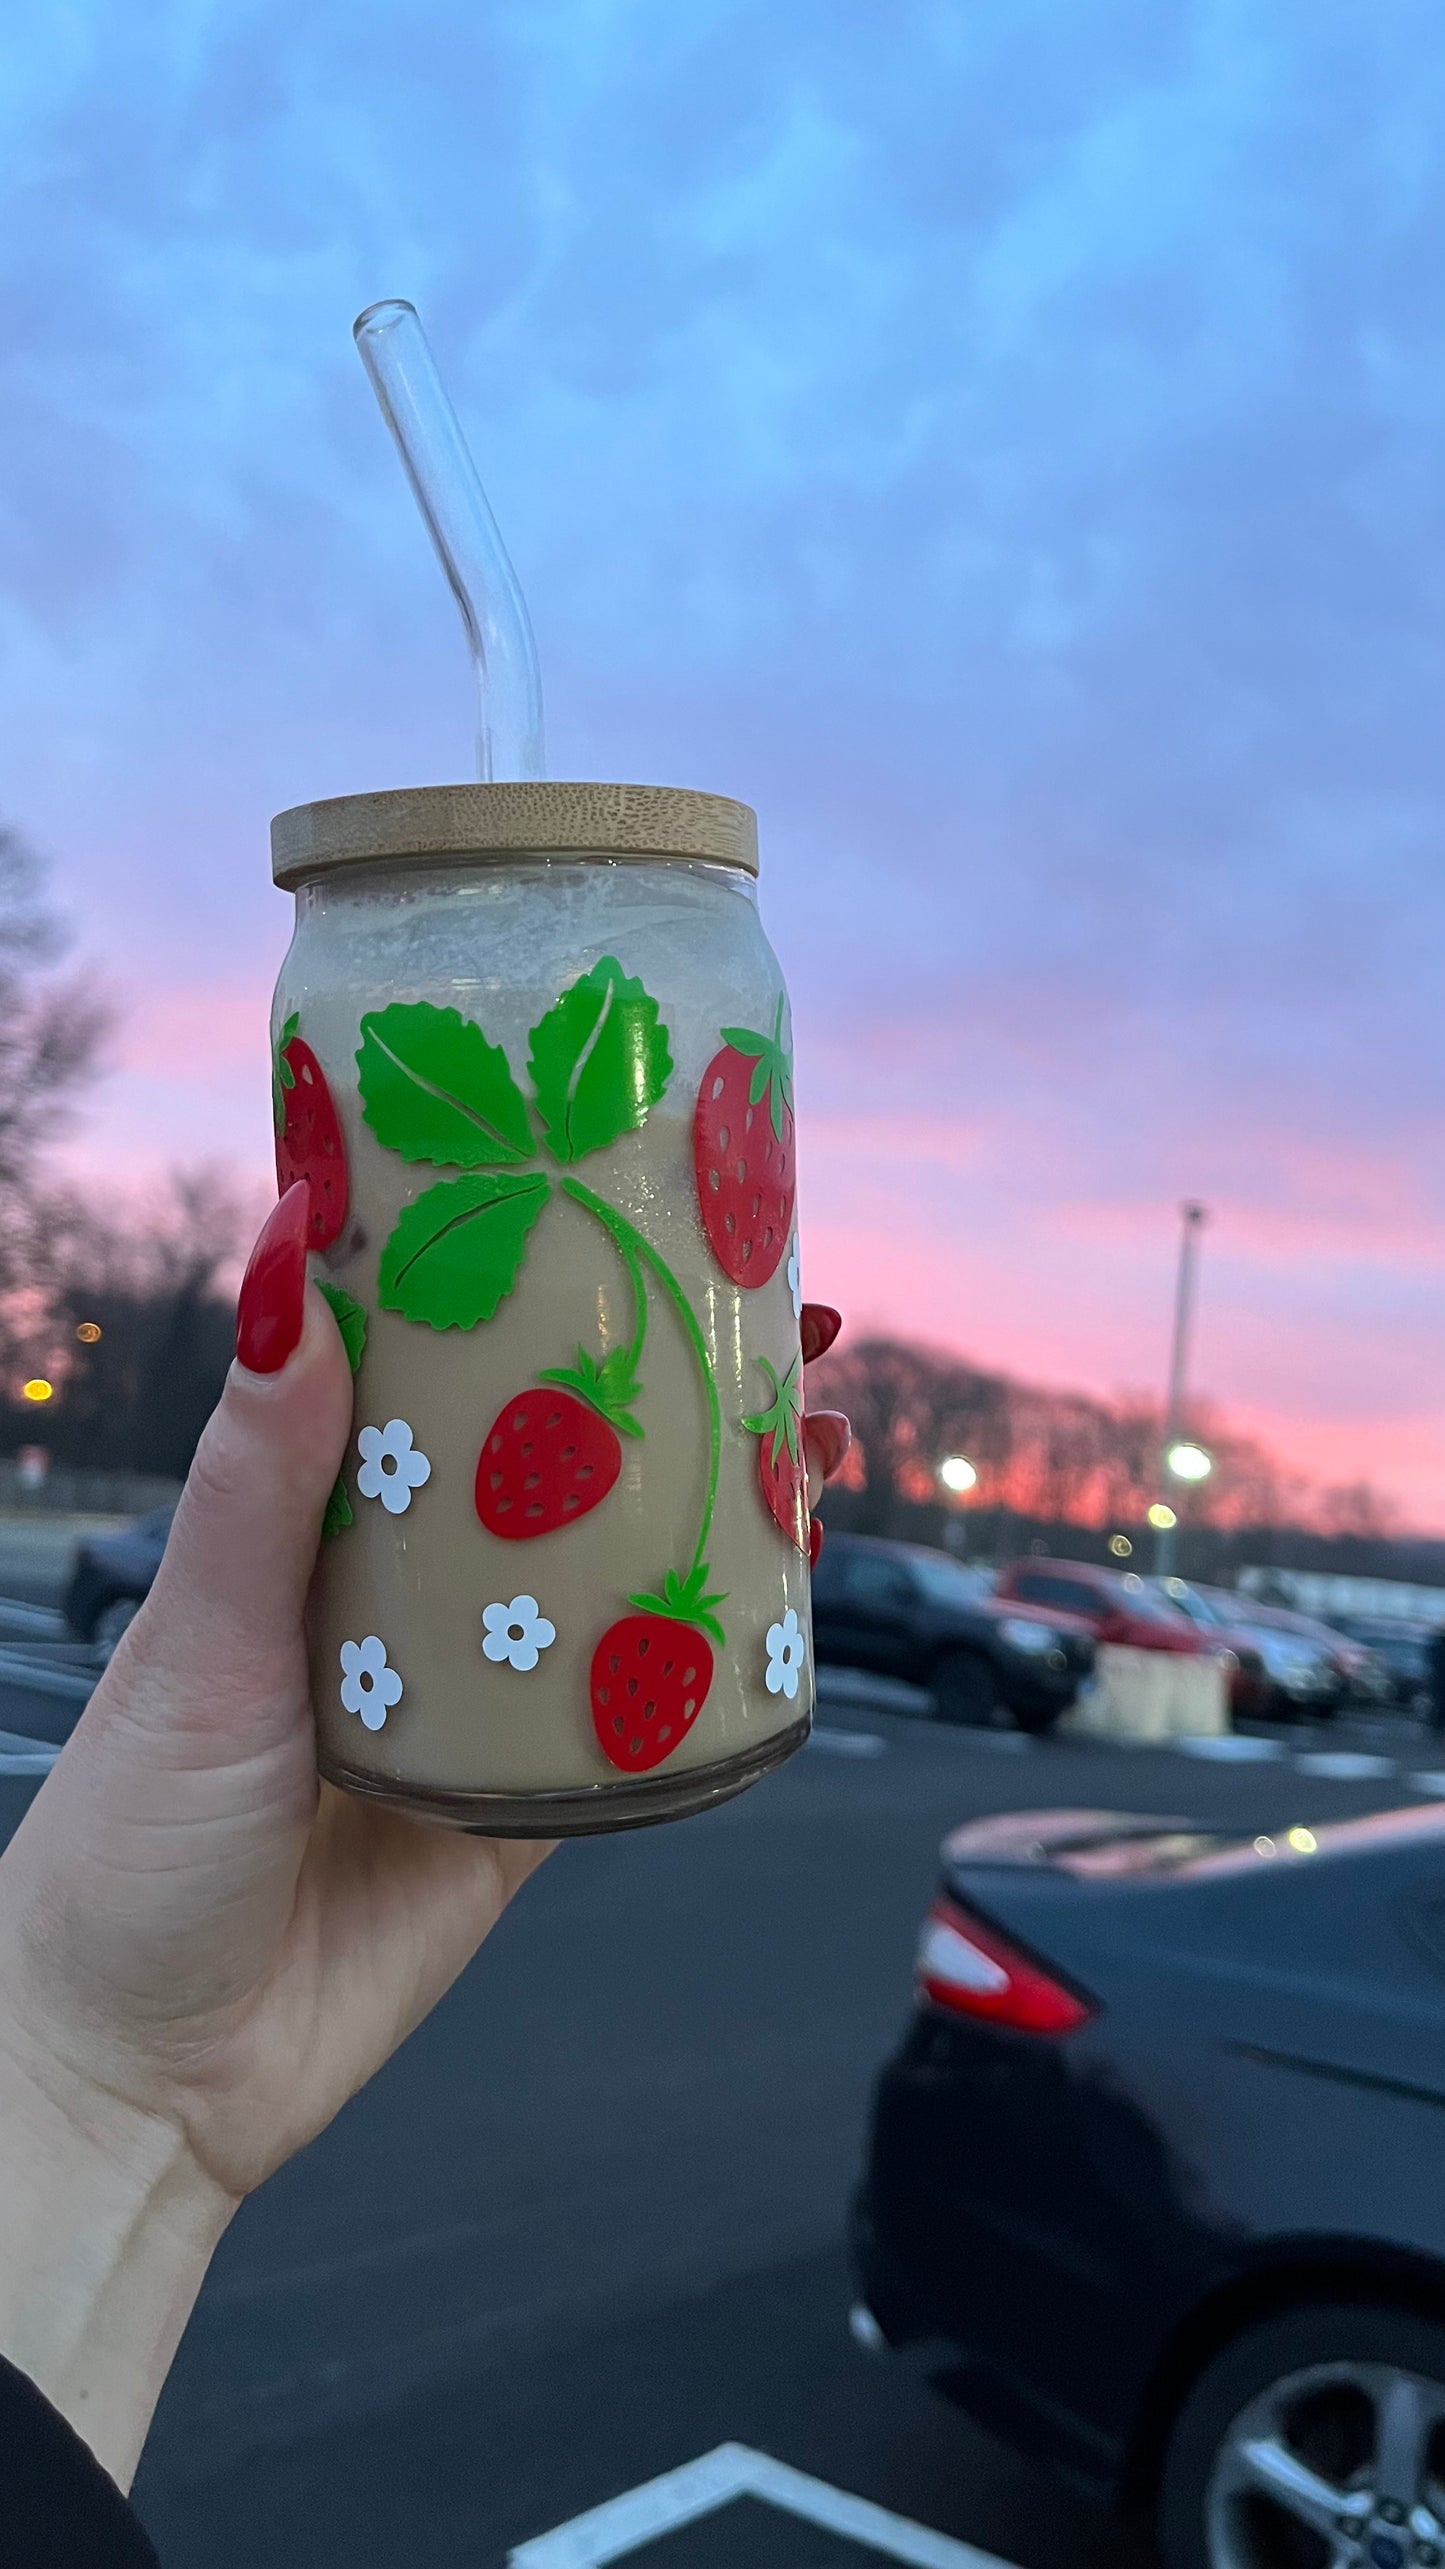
<box><xmin>271</xmin><ymin>782</ymin><xmax>758</xmax><ymax>888</ymax></box>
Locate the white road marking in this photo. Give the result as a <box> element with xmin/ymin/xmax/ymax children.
<box><xmin>1408</xmin><ymin>1773</ymin><xmax>1445</xmax><ymax>1797</ymax></box>
<box><xmin>1173</xmin><ymin>1733</ymin><xmax>1286</xmax><ymax>1760</ymax></box>
<box><xmin>0</xmin><ymin>1648</ymin><xmax>93</xmax><ymax>1701</ymax></box>
<box><xmin>0</xmin><ymin>1733</ymin><xmax>57</xmax><ymax>1775</ymax></box>
<box><xmin>808</xmin><ymin>1726</ymin><xmax>887</xmax><ymax>1757</ymax></box>
<box><xmin>1292</xmin><ymin>1751</ymin><xmax>1397</xmax><ymax>1780</ymax></box>
<box><xmin>508</xmin><ymin>2440</ymin><xmax>1018</xmax><ymax>2567</ymax></box>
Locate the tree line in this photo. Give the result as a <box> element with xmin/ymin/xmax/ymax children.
<box><xmin>0</xmin><ymin>817</ymin><xmax>1415</xmax><ymax>1540</ymax></box>
<box><xmin>807</xmin><ymin>1334</ymin><xmax>1401</xmax><ymax>1551</ymax></box>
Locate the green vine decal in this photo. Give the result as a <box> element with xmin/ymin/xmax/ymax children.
<box><xmin>562</xmin><ymin>1177</ymin><xmax>726</xmax><ymax>1644</ymax></box>
<box><xmin>537</xmin><ymin>1213</ymin><xmax>647</xmax><ymax>1438</ymax></box>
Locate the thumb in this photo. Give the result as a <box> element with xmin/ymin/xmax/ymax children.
<box><xmin>118</xmin><ymin>1186</ymin><xmax>353</xmax><ymax>1711</ymax></box>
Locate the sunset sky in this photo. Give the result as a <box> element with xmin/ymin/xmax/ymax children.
<box><xmin>3</xmin><ymin>1</ymin><xmax>1445</xmax><ymax>1516</ymax></box>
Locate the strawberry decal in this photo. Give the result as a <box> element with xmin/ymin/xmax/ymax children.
<box><xmin>693</xmin><ymin>995</ymin><xmax>795</xmax><ymax>1288</ymax></box>
<box><xmin>475</xmin><ymin>1352</ymin><xmax>640</xmax><ymax>1540</ymax></box>
<box><xmin>274</xmin><ymin>1014</ymin><xmax>349</xmax><ymax>1251</ymax></box>
<box><xmin>590</xmin><ymin>1574</ymin><xmax>723</xmax><ymax>1774</ymax></box>
<box><xmin>742</xmin><ymin>1353</ymin><xmax>809</xmax><ymax>1556</ymax></box>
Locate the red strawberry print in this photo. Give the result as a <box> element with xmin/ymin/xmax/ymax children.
<box><xmin>273</xmin><ymin>1015</ymin><xmax>349</xmax><ymax>1251</ymax></box>
<box><xmin>693</xmin><ymin>995</ymin><xmax>795</xmax><ymax>1288</ymax></box>
<box><xmin>590</xmin><ymin>1613</ymin><xmax>715</xmax><ymax>1772</ymax></box>
<box><xmin>475</xmin><ymin>1383</ymin><xmax>628</xmax><ymax>1539</ymax></box>
<box><xmin>742</xmin><ymin>1353</ymin><xmax>809</xmax><ymax>1555</ymax></box>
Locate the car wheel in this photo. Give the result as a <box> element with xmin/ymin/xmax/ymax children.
<box><xmin>92</xmin><ymin>1596</ymin><xmax>140</xmax><ymax>1663</ymax></box>
<box><xmin>1012</xmin><ymin>1696</ymin><xmax>1063</xmax><ymax>1737</ymax></box>
<box><xmin>930</xmin><ymin>1651</ymin><xmax>1003</xmax><ymax>1727</ymax></box>
<box><xmin>1158</xmin><ymin>2301</ymin><xmax>1445</xmax><ymax>2569</ymax></box>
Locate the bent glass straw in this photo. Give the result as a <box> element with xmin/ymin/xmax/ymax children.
<box><xmin>353</xmin><ymin>299</ymin><xmax>546</xmax><ymax>783</ymax></box>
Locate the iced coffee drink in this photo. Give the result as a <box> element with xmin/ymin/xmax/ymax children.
<box><xmin>269</xmin><ymin>782</ymin><xmax>812</xmax><ymax>1832</ymax></box>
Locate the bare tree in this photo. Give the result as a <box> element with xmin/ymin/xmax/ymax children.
<box><xmin>17</xmin><ymin>1168</ymin><xmax>258</xmax><ymax>1481</ymax></box>
<box><xmin>810</xmin><ymin>1335</ymin><xmax>1013</xmax><ymax>1530</ymax></box>
<box><xmin>0</xmin><ymin>825</ymin><xmax>110</xmax><ymax>1377</ymax></box>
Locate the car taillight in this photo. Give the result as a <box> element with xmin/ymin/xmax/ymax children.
<box><xmin>915</xmin><ymin>1899</ymin><xmax>1094</xmax><ymax>2033</ymax></box>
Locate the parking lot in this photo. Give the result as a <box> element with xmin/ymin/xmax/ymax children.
<box><xmin>0</xmin><ymin>1584</ymin><xmax>1437</xmax><ymax>2569</ymax></box>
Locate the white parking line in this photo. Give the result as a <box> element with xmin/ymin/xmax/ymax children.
<box><xmin>1406</xmin><ymin>1773</ymin><xmax>1445</xmax><ymax>1798</ymax></box>
<box><xmin>1173</xmin><ymin>1733</ymin><xmax>1286</xmax><ymax>1761</ymax></box>
<box><xmin>1291</xmin><ymin>1751</ymin><xmax>1397</xmax><ymax>1780</ymax></box>
<box><xmin>0</xmin><ymin>1735</ymin><xmax>58</xmax><ymax>1775</ymax></box>
<box><xmin>507</xmin><ymin>2441</ymin><xmax>1018</xmax><ymax>2566</ymax></box>
<box><xmin>808</xmin><ymin>1726</ymin><xmax>887</xmax><ymax>1757</ymax></box>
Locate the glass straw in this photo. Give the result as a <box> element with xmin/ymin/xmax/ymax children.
<box><xmin>353</xmin><ymin>299</ymin><xmax>546</xmax><ymax>783</ymax></box>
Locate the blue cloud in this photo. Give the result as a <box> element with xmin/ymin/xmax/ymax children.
<box><xmin>2</xmin><ymin>0</ymin><xmax>1444</xmax><ymax>1492</ymax></box>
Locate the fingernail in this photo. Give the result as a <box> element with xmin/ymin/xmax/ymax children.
<box><xmin>236</xmin><ymin>1183</ymin><xmax>311</xmax><ymax>1375</ymax></box>
<box><xmin>801</xmin><ymin>1303</ymin><xmax>843</xmax><ymax>1363</ymax></box>
<box><xmin>809</xmin><ymin>1519</ymin><xmax>824</xmax><ymax>1569</ymax></box>
<box><xmin>805</xmin><ymin>1408</ymin><xmax>852</xmax><ymax>1480</ymax></box>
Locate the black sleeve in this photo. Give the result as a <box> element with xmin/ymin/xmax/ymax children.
<box><xmin>0</xmin><ymin>2351</ymin><xmax>160</xmax><ymax>2566</ymax></box>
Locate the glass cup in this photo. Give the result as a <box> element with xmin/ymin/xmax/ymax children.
<box><xmin>269</xmin><ymin>783</ymin><xmax>812</xmax><ymax>1832</ymax></box>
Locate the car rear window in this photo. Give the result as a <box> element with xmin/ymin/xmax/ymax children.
<box><xmin>908</xmin><ymin>1554</ymin><xmax>991</xmax><ymax>1609</ymax></box>
<box><xmin>1009</xmin><ymin>1573</ymin><xmax>1100</xmax><ymax>1614</ymax></box>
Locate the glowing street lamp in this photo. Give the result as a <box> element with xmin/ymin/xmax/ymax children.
<box><xmin>1146</xmin><ymin>1502</ymin><xmax>1177</xmax><ymax>1531</ymax></box>
<box><xmin>21</xmin><ymin>1380</ymin><xmax>53</xmax><ymax>1404</ymax></box>
<box><xmin>1166</xmin><ymin>1441</ymin><xmax>1213</xmax><ymax>1483</ymax></box>
<box><xmin>938</xmin><ymin>1455</ymin><xmax>978</xmax><ymax>1496</ymax></box>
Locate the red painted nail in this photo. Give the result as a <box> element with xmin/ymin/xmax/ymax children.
<box><xmin>805</xmin><ymin>1408</ymin><xmax>852</xmax><ymax>1481</ymax></box>
<box><xmin>236</xmin><ymin>1182</ymin><xmax>311</xmax><ymax>1375</ymax></box>
<box><xmin>809</xmin><ymin>1519</ymin><xmax>824</xmax><ymax>1568</ymax></box>
<box><xmin>801</xmin><ymin>1303</ymin><xmax>842</xmax><ymax>1364</ymax></box>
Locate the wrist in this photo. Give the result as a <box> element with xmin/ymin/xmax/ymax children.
<box><xmin>0</xmin><ymin>2013</ymin><xmax>234</xmax><ymax>2490</ymax></box>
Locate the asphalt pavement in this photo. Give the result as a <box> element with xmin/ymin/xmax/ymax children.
<box><xmin>0</xmin><ymin>1639</ymin><xmax>1438</xmax><ymax>2569</ymax></box>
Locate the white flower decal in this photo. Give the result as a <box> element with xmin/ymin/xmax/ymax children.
<box><xmin>786</xmin><ymin>1236</ymin><xmax>803</xmax><ymax>1318</ymax></box>
<box><xmin>482</xmin><ymin>1594</ymin><xmax>558</xmax><ymax>1673</ymax></box>
<box><xmin>340</xmin><ymin>1634</ymin><xmax>403</xmax><ymax>1731</ymax></box>
<box><xmin>356</xmin><ymin>1418</ymin><xmax>432</xmax><ymax>1516</ymax></box>
<box><xmin>765</xmin><ymin>1607</ymin><xmax>807</xmax><ymax>1700</ymax></box>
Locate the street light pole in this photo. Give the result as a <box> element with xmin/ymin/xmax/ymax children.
<box><xmin>1154</xmin><ymin>1201</ymin><xmax>1207</xmax><ymax>1577</ymax></box>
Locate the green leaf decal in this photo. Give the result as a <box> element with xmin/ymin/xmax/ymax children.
<box><xmin>719</xmin><ymin>993</ymin><xmax>793</xmax><ymax>1142</ymax></box>
<box><xmin>315</xmin><ymin>1285</ymin><xmax>365</xmax><ymax>1536</ymax></box>
<box><xmin>742</xmin><ymin>1352</ymin><xmax>803</xmax><ymax>1469</ymax></box>
<box><xmin>358</xmin><ymin>1002</ymin><xmax>533</xmax><ymax>1167</ymax></box>
<box><xmin>627</xmin><ymin>1562</ymin><xmax>728</xmax><ymax>1650</ymax></box>
<box><xmin>538</xmin><ymin>1341</ymin><xmax>644</xmax><ymax>1438</ymax></box>
<box><xmin>271</xmin><ymin>1011</ymin><xmax>299</xmax><ymax>1138</ymax></box>
<box><xmin>527</xmin><ymin>957</ymin><xmax>672</xmax><ymax>1165</ymax></box>
<box><xmin>378</xmin><ymin>1172</ymin><xmax>551</xmax><ymax>1331</ymax></box>
<box><xmin>315</xmin><ymin>1281</ymin><xmax>367</xmax><ymax>1375</ymax></box>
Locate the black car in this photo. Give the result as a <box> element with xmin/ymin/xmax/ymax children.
<box><xmin>853</xmin><ymin>1801</ymin><xmax>1445</xmax><ymax>2567</ymax></box>
<box><xmin>1329</xmin><ymin>1616</ymin><xmax>1436</xmax><ymax>1712</ymax></box>
<box><xmin>810</xmin><ymin>1533</ymin><xmax>1093</xmax><ymax>1730</ymax></box>
<box><xmin>63</xmin><ymin>1507</ymin><xmax>175</xmax><ymax>1657</ymax></box>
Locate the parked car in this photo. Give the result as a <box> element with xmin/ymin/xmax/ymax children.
<box><xmin>991</xmin><ymin>1558</ymin><xmax>1259</xmax><ymax>1715</ymax></box>
<box><xmin>1151</xmin><ymin>1576</ymin><xmax>1339</xmax><ymax>1718</ymax></box>
<box><xmin>1328</xmin><ymin>1615</ymin><xmax>1436</xmax><ymax>1713</ymax></box>
<box><xmin>809</xmin><ymin>1534</ymin><xmax>1094</xmax><ymax>1730</ymax></box>
<box><xmin>63</xmin><ymin>1507</ymin><xmax>175</xmax><ymax>1658</ymax></box>
<box><xmin>853</xmin><ymin>1800</ymin><xmax>1445</xmax><ymax>2567</ymax></box>
<box><xmin>1220</xmin><ymin>1591</ymin><xmax>1396</xmax><ymax>1712</ymax></box>
<box><xmin>995</xmin><ymin>1558</ymin><xmax>1204</xmax><ymax>1654</ymax></box>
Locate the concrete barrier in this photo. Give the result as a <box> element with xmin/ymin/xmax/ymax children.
<box><xmin>1066</xmin><ymin>1644</ymin><xmax>1229</xmax><ymax>1741</ymax></box>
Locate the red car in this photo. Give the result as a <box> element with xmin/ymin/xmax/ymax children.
<box><xmin>994</xmin><ymin>1558</ymin><xmax>1263</xmax><ymax>1713</ymax></box>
